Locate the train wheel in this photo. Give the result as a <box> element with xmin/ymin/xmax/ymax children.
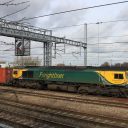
<box><xmin>78</xmin><ymin>89</ymin><xmax>88</xmax><ymax>94</ymax></box>
<box><xmin>78</xmin><ymin>86</ymin><xmax>89</xmax><ymax>94</ymax></box>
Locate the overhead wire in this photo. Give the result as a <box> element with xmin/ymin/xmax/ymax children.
<box><xmin>1</xmin><ymin>4</ymin><xmax>30</xmax><ymax>19</ymax></box>
<box><xmin>16</xmin><ymin>1</ymin><xmax>128</xmax><ymax>22</ymax></box>
<box><xmin>0</xmin><ymin>1</ymin><xmax>128</xmax><ymax>65</ymax></box>
<box><xmin>0</xmin><ymin>0</ymin><xmax>30</xmax><ymax>6</ymax></box>
<box><xmin>43</xmin><ymin>19</ymin><xmax>128</xmax><ymax>30</ymax></box>
<box><xmin>1</xmin><ymin>0</ymin><xmax>15</xmax><ymax>5</ymax></box>
<box><xmin>9</xmin><ymin>1</ymin><xmax>30</xmax><ymax>6</ymax></box>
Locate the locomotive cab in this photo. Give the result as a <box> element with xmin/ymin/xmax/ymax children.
<box><xmin>97</xmin><ymin>71</ymin><xmax>127</xmax><ymax>86</ymax></box>
<box><xmin>113</xmin><ymin>72</ymin><xmax>126</xmax><ymax>85</ymax></box>
<box><xmin>125</xmin><ymin>71</ymin><xmax>128</xmax><ymax>85</ymax></box>
<box><xmin>12</xmin><ymin>69</ymin><xmax>19</xmax><ymax>79</ymax></box>
<box><xmin>12</xmin><ymin>69</ymin><xmax>27</xmax><ymax>79</ymax></box>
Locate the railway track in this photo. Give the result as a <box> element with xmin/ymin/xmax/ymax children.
<box><xmin>0</xmin><ymin>87</ymin><xmax>128</xmax><ymax>109</ymax></box>
<box><xmin>0</xmin><ymin>98</ymin><xmax>127</xmax><ymax>128</ymax></box>
<box><xmin>0</xmin><ymin>99</ymin><xmax>75</xmax><ymax>128</ymax></box>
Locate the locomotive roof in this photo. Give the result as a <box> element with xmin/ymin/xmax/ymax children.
<box><xmin>14</xmin><ymin>66</ymin><xmax>128</xmax><ymax>71</ymax></box>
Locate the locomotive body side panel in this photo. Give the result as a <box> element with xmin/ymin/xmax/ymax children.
<box><xmin>38</xmin><ymin>69</ymin><xmax>102</xmax><ymax>85</ymax></box>
<box><xmin>12</xmin><ymin>67</ymin><xmax>128</xmax><ymax>87</ymax></box>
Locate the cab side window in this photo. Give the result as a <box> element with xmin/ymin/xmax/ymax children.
<box><xmin>13</xmin><ymin>71</ymin><xmax>18</xmax><ymax>75</ymax></box>
<box><xmin>119</xmin><ymin>74</ymin><xmax>123</xmax><ymax>79</ymax></box>
<box><xmin>114</xmin><ymin>74</ymin><xmax>118</xmax><ymax>79</ymax></box>
<box><xmin>114</xmin><ymin>74</ymin><xmax>123</xmax><ymax>79</ymax></box>
<box><xmin>22</xmin><ymin>71</ymin><xmax>33</xmax><ymax>78</ymax></box>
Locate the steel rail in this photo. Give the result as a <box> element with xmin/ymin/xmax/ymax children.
<box><xmin>0</xmin><ymin>101</ymin><xmax>75</xmax><ymax>128</ymax></box>
<box><xmin>0</xmin><ymin>98</ymin><xmax>127</xmax><ymax>128</ymax></box>
<box><xmin>0</xmin><ymin>87</ymin><xmax>128</xmax><ymax>109</ymax></box>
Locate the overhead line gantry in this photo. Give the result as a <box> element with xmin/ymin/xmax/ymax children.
<box><xmin>0</xmin><ymin>19</ymin><xmax>87</xmax><ymax>66</ymax></box>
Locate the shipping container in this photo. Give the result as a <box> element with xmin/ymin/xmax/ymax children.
<box><xmin>0</xmin><ymin>68</ymin><xmax>13</xmax><ymax>84</ymax></box>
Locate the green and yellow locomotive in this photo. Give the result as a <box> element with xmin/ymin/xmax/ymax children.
<box><xmin>12</xmin><ymin>66</ymin><xmax>128</xmax><ymax>97</ymax></box>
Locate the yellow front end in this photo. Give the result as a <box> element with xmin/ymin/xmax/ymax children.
<box><xmin>96</xmin><ymin>71</ymin><xmax>127</xmax><ymax>86</ymax></box>
<box><xmin>13</xmin><ymin>69</ymin><xmax>27</xmax><ymax>79</ymax></box>
<box><xmin>125</xmin><ymin>71</ymin><xmax>128</xmax><ymax>85</ymax></box>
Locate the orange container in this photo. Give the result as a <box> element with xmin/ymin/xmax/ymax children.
<box><xmin>0</xmin><ymin>68</ymin><xmax>13</xmax><ymax>84</ymax></box>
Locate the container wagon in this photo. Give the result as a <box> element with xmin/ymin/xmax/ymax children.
<box><xmin>0</xmin><ymin>68</ymin><xmax>13</xmax><ymax>85</ymax></box>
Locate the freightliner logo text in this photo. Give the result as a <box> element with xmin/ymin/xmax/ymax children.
<box><xmin>39</xmin><ymin>72</ymin><xmax>64</xmax><ymax>79</ymax></box>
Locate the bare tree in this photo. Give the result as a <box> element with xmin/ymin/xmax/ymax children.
<box><xmin>13</xmin><ymin>56</ymin><xmax>41</xmax><ymax>66</ymax></box>
<box><xmin>56</xmin><ymin>63</ymin><xmax>65</xmax><ymax>66</ymax></box>
<box><xmin>101</xmin><ymin>62</ymin><xmax>110</xmax><ymax>67</ymax></box>
<box><xmin>114</xmin><ymin>63</ymin><xmax>121</xmax><ymax>67</ymax></box>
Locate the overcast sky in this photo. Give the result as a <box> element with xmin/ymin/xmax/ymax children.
<box><xmin>0</xmin><ymin>0</ymin><xmax>128</xmax><ymax>66</ymax></box>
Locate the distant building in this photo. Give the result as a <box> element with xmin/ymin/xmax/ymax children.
<box><xmin>0</xmin><ymin>61</ymin><xmax>11</xmax><ymax>68</ymax></box>
<box><xmin>56</xmin><ymin>64</ymin><xmax>65</xmax><ymax>66</ymax></box>
<box><xmin>0</xmin><ymin>61</ymin><xmax>6</xmax><ymax>68</ymax></box>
